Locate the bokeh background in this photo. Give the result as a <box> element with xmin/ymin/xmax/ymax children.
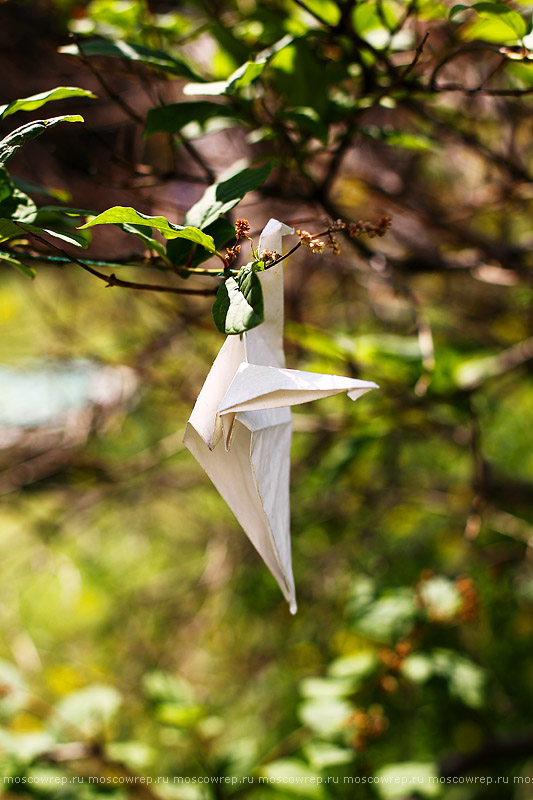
<box><xmin>1</xmin><ymin>1</ymin><xmax>533</xmax><ymax>798</ymax></box>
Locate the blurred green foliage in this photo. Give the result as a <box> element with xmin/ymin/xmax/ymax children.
<box><xmin>1</xmin><ymin>0</ymin><xmax>533</xmax><ymax>798</ymax></box>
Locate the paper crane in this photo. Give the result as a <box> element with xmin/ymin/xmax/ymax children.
<box><xmin>184</xmin><ymin>219</ymin><xmax>378</xmax><ymax>612</ymax></box>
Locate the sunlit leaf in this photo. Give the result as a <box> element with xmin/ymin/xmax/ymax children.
<box><xmin>459</xmin><ymin>2</ymin><xmax>528</xmax><ymax>42</ymax></box>
<box><xmin>450</xmin><ymin>4</ymin><xmax>471</xmax><ymax>19</ymax></box>
<box><xmin>212</xmin><ymin>262</ymin><xmax>264</xmax><ymax>334</ymax></box>
<box><xmin>185</xmin><ymin>161</ymin><xmax>272</xmax><ymax>229</ymax></box>
<box><xmin>53</xmin><ymin>685</ymin><xmax>122</xmax><ymax>736</ymax></box>
<box><xmin>300</xmin><ymin>676</ymin><xmax>355</xmax><ymax>698</ymax></box>
<box><xmin>0</xmin><ymin>186</ymin><xmax>37</xmax><ymax>223</ymax></box>
<box><xmin>0</xmin><ymin>86</ymin><xmax>96</xmax><ymax>120</ymax></box>
<box><xmin>260</xmin><ymin>759</ymin><xmax>325</xmax><ymax>797</ymax></box>
<box><xmin>302</xmin><ymin>742</ymin><xmax>354</xmax><ymax>769</ymax></box>
<box><xmin>0</xmin><ymin>116</ymin><xmax>84</xmax><ymax>167</ymax></box>
<box><xmin>298</xmin><ymin>697</ymin><xmax>353</xmax><ymax>735</ymax></box>
<box><xmin>0</xmin><ymin>253</ymin><xmax>35</xmax><ymax>279</ymax></box>
<box><xmin>328</xmin><ymin>650</ymin><xmax>379</xmax><ymax>680</ymax></box>
<box><xmin>143</xmin><ymin>671</ymin><xmax>196</xmax><ymax>705</ymax></box>
<box><xmin>167</xmin><ymin>217</ymin><xmax>235</xmax><ymax>270</ymax></box>
<box><xmin>156</xmin><ymin>703</ymin><xmax>206</xmax><ymax>727</ymax></box>
<box><xmin>374</xmin><ymin>763</ymin><xmax>440</xmax><ymax>799</ymax></box>
<box><xmin>79</xmin><ymin>207</ymin><xmax>215</xmax><ymax>251</ymax></box>
<box><xmin>348</xmin><ymin>590</ymin><xmax>418</xmax><ymax>643</ymax></box>
<box><xmin>184</xmin><ymin>34</ymin><xmax>293</xmax><ymax>96</ymax></box>
<box><xmin>59</xmin><ymin>38</ymin><xmax>201</xmax><ymax>79</ymax></box>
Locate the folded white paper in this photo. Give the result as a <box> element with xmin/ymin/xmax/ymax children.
<box><xmin>184</xmin><ymin>219</ymin><xmax>378</xmax><ymax>612</ymax></box>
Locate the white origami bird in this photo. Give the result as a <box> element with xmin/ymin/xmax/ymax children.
<box><xmin>184</xmin><ymin>219</ymin><xmax>378</xmax><ymax>612</ymax></box>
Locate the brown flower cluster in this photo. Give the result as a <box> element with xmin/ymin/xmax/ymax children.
<box><xmin>345</xmin><ymin>704</ymin><xmax>388</xmax><ymax>750</ymax></box>
<box><xmin>225</xmin><ymin>243</ymin><xmax>241</xmax><ymax>264</ymax></box>
<box><xmin>378</xmin><ymin>638</ymin><xmax>413</xmax><ymax>693</ymax></box>
<box><xmin>326</xmin><ymin>233</ymin><xmax>342</xmax><ymax>255</ymax></box>
<box><xmin>296</xmin><ymin>229</ymin><xmax>325</xmax><ymax>254</ymax></box>
<box><xmin>296</xmin><ymin>215</ymin><xmax>391</xmax><ymax>259</ymax></box>
<box><xmin>347</xmin><ymin>216</ymin><xmax>392</xmax><ymax>239</ymax></box>
<box><xmin>258</xmin><ymin>249</ymin><xmax>280</xmax><ymax>266</ymax></box>
<box><xmin>455</xmin><ymin>575</ymin><xmax>478</xmax><ymax>622</ymax></box>
<box><xmin>235</xmin><ymin>218</ymin><xmax>250</xmax><ymax>240</ymax></box>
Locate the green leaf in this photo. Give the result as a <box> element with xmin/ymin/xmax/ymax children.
<box><xmin>0</xmin><ymin>86</ymin><xmax>96</xmax><ymax>120</ymax></box>
<box><xmin>185</xmin><ymin>63</ymin><xmax>265</xmax><ymax>96</ymax></box>
<box><xmin>0</xmin><ymin>187</ymin><xmax>37</xmax><ymax>223</ymax></box>
<box><xmin>212</xmin><ymin>262</ymin><xmax>264</xmax><ymax>334</ymax></box>
<box><xmin>259</xmin><ymin>759</ymin><xmax>325</xmax><ymax>798</ymax></box>
<box><xmin>302</xmin><ymin>742</ymin><xmax>354</xmax><ymax>769</ymax></box>
<box><xmin>298</xmin><ymin>697</ymin><xmax>353</xmax><ymax>736</ymax></box>
<box><xmin>300</xmin><ymin>677</ymin><xmax>355</xmax><ymax>698</ymax></box>
<box><xmin>361</xmin><ymin>126</ymin><xmax>436</xmax><ymax>152</ymax></box>
<box><xmin>79</xmin><ymin>207</ymin><xmax>215</xmax><ymax>251</ymax></box>
<box><xmin>348</xmin><ymin>589</ymin><xmax>418</xmax><ymax>643</ymax></box>
<box><xmin>29</xmin><ymin>226</ymin><xmax>89</xmax><ymax>248</ymax></box>
<box><xmin>0</xmin><ymin>219</ymin><xmax>24</xmax><ymax>242</ymax></box>
<box><xmin>53</xmin><ymin>685</ymin><xmax>122</xmax><ymax>736</ymax></box>
<box><xmin>105</xmin><ymin>741</ymin><xmax>154</xmax><ymax>771</ymax></box>
<box><xmin>143</xmin><ymin>671</ymin><xmax>196</xmax><ymax>705</ymax></box>
<box><xmin>0</xmin><ymin>660</ymin><xmax>29</xmax><ymax>718</ymax></box>
<box><xmin>418</xmin><ymin>575</ymin><xmax>462</xmax><ymax>620</ymax></box>
<box><xmin>184</xmin><ymin>34</ymin><xmax>293</xmax><ymax>96</ymax></box>
<box><xmin>167</xmin><ymin>217</ymin><xmax>235</xmax><ymax>270</ymax></box>
<box><xmin>328</xmin><ymin>650</ymin><xmax>379</xmax><ymax>680</ymax></box>
<box><xmin>461</xmin><ymin>2</ymin><xmax>528</xmax><ymax>41</ymax></box>
<box><xmin>382</xmin><ymin>131</ymin><xmax>435</xmax><ymax>151</ymax></box>
<box><xmin>450</xmin><ymin>4</ymin><xmax>470</xmax><ymax>19</ymax></box>
<box><xmin>284</xmin><ymin>107</ymin><xmax>329</xmax><ymax>145</ymax></box>
<box><xmin>0</xmin><ymin>253</ymin><xmax>35</xmax><ymax>279</ymax></box>
<box><xmin>120</xmin><ymin>223</ymin><xmax>168</xmax><ymax>260</ymax></box>
<box><xmin>145</xmin><ymin>100</ymin><xmax>236</xmax><ymax>136</ymax></box>
<box><xmin>400</xmin><ymin>653</ymin><xmax>434</xmax><ymax>683</ymax></box>
<box><xmin>473</xmin><ymin>2</ymin><xmax>527</xmax><ymax>37</ymax></box>
<box><xmin>431</xmin><ymin>649</ymin><xmax>486</xmax><ymax>708</ymax></box>
<box><xmin>0</xmin><ymin>167</ymin><xmax>13</xmax><ymax>203</ymax></box>
<box><xmin>185</xmin><ymin>161</ymin><xmax>272</xmax><ymax>229</ymax></box>
<box><xmin>0</xmin><ymin>731</ymin><xmax>55</xmax><ymax>763</ymax></box>
<box><xmin>156</xmin><ymin>703</ymin><xmax>206</xmax><ymax>727</ymax></box>
<box><xmin>0</xmin><ymin>116</ymin><xmax>84</xmax><ymax>167</ymax></box>
<box><xmin>374</xmin><ymin>763</ymin><xmax>440</xmax><ymax>799</ymax></box>
<box><xmin>12</xmin><ymin>177</ymin><xmax>72</xmax><ymax>202</ymax></box>
<box><xmin>4</xmin><ymin>215</ymin><xmax>90</xmax><ymax>247</ymax></box>
<box><xmin>59</xmin><ymin>39</ymin><xmax>201</xmax><ymax>80</ymax></box>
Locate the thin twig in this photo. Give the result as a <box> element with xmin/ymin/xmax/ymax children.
<box><xmin>176</xmin><ymin>132</ymin><xmax>216</xmax><ymax>182</ymax></box>
<box><xmin>268</xmin><ymin>240</ymin><xmax>302</xmax><ymax>268</ymax></box>
<box><xmin>290</xmin><ymin>0</ymin><xmax>332</xmax><ymax>27</ymax></box>
<box><xmin>72</xmin><ymin>34</ymin><xmax>144</xmax><ymax>125</ymax></box>
<box><xmin>400</xmin><ymin>31</ymin><xmax>430</xmax><ymax>83</ymax></box>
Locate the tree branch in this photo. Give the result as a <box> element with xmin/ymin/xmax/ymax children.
<box><xmin>16</xmin><ymin>227</ymin><xmax>218</xmax><ymax>296</ymax></box>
